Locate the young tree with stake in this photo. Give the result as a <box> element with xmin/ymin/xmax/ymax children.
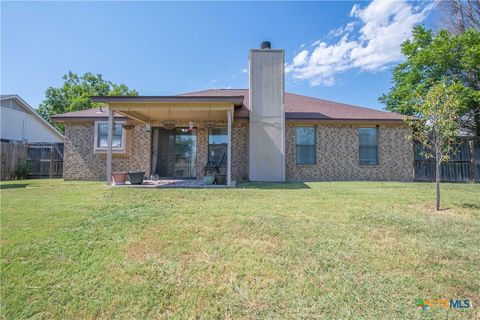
<box><xmin>408</xmin><ymin>81</ymin><xmax>464</xmax><ymax>211</ymax></box>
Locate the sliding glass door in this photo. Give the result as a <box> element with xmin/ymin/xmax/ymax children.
<box><xmin>174</xmin><ymin>128</ymin><xmax>196</xmax><ymax>178</ymax></box>
<box><xmin>151</xmin><ymin>128</ymin><xmax>197</xmax><ymax>179</ymax></box>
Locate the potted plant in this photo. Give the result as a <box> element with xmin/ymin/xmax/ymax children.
<box><xmin>128</xmin><ymin>171</ymin><xmax>145</xmax><ymax>185</ymax></box>
<box><xmin>203</xmin><ymin>175</ymin><xmax>215</xmax><ymax>185</ymax></box>
<box><xmin>215</xmin><ymin>174</ymin><xmax>226</xmax><ymax>185</ymax></box>
<box><xmin>112</xmin><ymin>172</ymin><xmax>127</xmax><ymax>185</ymax></box>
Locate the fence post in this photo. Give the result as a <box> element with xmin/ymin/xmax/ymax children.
<box><xmin>470</xmin><ymin>139</ymin><xmax>478</xmax><ymax>182</ymax></box>
<box><xmin>49</xmin><ymin>146</ymin><xmax>55</xmax><ymax>179</ymax></box>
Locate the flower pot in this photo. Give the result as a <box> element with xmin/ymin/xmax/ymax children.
<box><xmin>203</xmin><ymin>175</ymin><xmax>215</xmax><ymax>185</ymax></box>
<box><xmin>128</xmin><ymin>171</ymin><xmax>145</xmax><ymax>185</ymax></box>
<box><xmin>112</xmin><ymin>172</ymin><xmax>127</xmax><ymax>185</ymax></box>
<box><xmin>215</xmin><ymin>174</ymin><xmax>226</xmax><ymax>185</ymax></box>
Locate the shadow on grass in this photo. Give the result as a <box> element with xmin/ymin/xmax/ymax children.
<box><xmin>460</xmin><ymin>202</ymin><xmax>480</xmax><ymax>210</ymax></box>
<box><xmin>238</xmin><ymin>182</ymin><xmax>310</xmax><ymax>189</ymax></box>
<box><xmin>0</xmin><ymin>183</ymin><xmax>28</xmax><ymax>189</ymax></box>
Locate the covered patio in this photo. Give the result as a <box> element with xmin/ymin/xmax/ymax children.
<box><xmin>91</xmin><ymin>96</ymin><xmax>244</xmax><ymax>187</ymax></box>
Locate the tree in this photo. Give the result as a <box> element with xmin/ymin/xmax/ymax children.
<box><xmin>38</xmin><ymin>71</ymin><xmax>138</xmax><ymax>131</ymax></box>
<box><xmin>438</xmin><ymin>0</ymin><xmax>480</xmax><ymax>34</ymax></box>
<box><xmin>379</xmin><ymin>26</ymin><xmax>480</xmax><ymax>136</ymax></box>
<box><xmin>407</xmin><ymin>81</ymin><xmax>464</xmax><ymax>211</ymax></box>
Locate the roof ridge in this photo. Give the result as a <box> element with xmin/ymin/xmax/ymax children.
<box><xmin>0</xmin><ymin>94</ymin><xmax>18</xmax><ymax>99</ymax></box>
<box><xmin>177</xmin><ymin>88</ymin><xmax>247</xmax><ymax>95</ymax></box>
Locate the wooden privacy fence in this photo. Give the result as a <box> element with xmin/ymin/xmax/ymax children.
<box><xmin>414</xmin><ymin>138</ymin><xmax>480</xmax><ymax>182</ymax></box>
<box><xmin>0</xmin><ymin>142</ymin><xmax>63</xmax><ymax>180</ymax></box>
<box><xmin>0</xmin><ymin>142</ymin><xmax>28</xmax><ymax>180</ymax></box>
<box><xmin>27</xmin><ymin>144</ymin><xmax>64</xmax><ymax>178</ymax></box>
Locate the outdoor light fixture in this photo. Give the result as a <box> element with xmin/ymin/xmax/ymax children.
<box><xmin>161</xmin><ymin>120</ymin><xmax>175</xmax><ymax>130</ymax></box>
<box><xmin>161</xmin><ymin>107</ymin><xmax>176</xmax><ymax>129</ymax></box>
<box><xmin>145</xmin><ymin>124</ymin><xmax>151</xmax><ymax>132</ymax></box>
<box><xmin>189</xmin><ymin>121</ymin><xmax>194</xmax><ymax>130</ymax></box>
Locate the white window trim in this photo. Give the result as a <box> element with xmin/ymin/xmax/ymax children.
<box><xmin>94</xmin><ymin>121</ymin><xmax>126</xmax><ymax>153</ymax></box>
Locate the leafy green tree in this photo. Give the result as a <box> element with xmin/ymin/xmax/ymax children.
<box><xmin>380</xmin><ymin>26</ymin><xmax>480</xmax><ymax>136</ymax></box>
<box><xmin>407</xmin><ymin>81</ymin><xmax>464</xmax><ymax>211</ymax></box>
<box><xmin>38</xmin><ymin>71</ymin><xmax>138</xmax><ymax>131</ymax></box>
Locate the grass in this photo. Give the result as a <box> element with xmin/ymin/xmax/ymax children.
<box><xmin>1</xmin><ymin>179</ymin><xmax>479</xmax><ymax>319</ymax></box>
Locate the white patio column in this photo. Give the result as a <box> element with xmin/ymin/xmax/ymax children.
<box><xmin>106</xmin><ymin>109</ymin><xmax>113</xmax><ymax>185</ymax></box>
<box><xmin>227</xmin><ymin>108</ymin><xmax>232</xmax><ymax>186</ymax></box>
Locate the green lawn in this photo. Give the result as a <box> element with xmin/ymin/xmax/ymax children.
<box><xmin>1</xmin><ymin>179</ymin><xmax>479</xmax><ymax>319</ymax></box>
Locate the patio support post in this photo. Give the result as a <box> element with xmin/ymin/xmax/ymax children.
<box><xmin>106</xmin><ymin>108</ymin><xmax>113</xmax><ymax>185</ymax></box>
<box><xmin>227</xmin><ymin>108</ymin><xmax>232</xmax><ymax>186</ymax></box>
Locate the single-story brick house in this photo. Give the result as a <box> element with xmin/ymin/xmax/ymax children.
<box><xmin>52</xmin><ymin>43</ymin><xmax>413</xmax><ymax>185</ymax></box>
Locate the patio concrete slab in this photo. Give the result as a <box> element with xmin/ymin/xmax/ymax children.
<box><xmin>113</xmin><ymin>179</ymin><xmax>236</xmax><ymax>188</ymax></box>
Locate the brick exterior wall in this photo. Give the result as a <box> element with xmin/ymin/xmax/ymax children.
<box><xmin>63</xmin><ymin>121</ymin><xmax>150</xmax><ymax>180</ymax></box>
<box><xmin>285</xmin><ymin>123</ymin><xmax>414</xmax><ymax>181</ymax></box>
<box><xmin>196</xmin><ymin>120</ymin><xmax>249</xmax><ymax>181</ymax></box>
<box><xmin>63</xmin><ymin>120</ymin><xmax>249</xmax><ymax>181</ymax></box>
<box><xmin>196</xmin><ymin>124</ymin><xmax>209</xmax><ymax>180</ymax></box>
<box><xmin>63</xmin><ymin>119</ymin><xmax>412</xmax><ymax>182</ymax></box>
<box><xmin>232</xmin><ymin>120</ymin><xmax>249</xmax><ymax>181</ymax></box>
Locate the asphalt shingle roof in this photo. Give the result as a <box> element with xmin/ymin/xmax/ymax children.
<box><xmin>52</xmin><ymin>89</ymin><xmax>406</xmax><ymax>122</ymax></box>
<box><xmin>180</xmin><ymin>89</ymin><xmax>405</xmax><ymax>121</ymax></box>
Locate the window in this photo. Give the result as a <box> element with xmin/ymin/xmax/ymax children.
<box><xmin>296</xmin><ymin>126</ymin><xmax>316</xmax><ymax>165</ymax></box>
<box><xmin>94</xmin><ymin>122</ymin><xmax>124</xmax><ymax>152</ymax></box>
<box><xmin>208</xmin><ymin>127</ymin><xmax>227</xmax><ymax>163</ymax></box>
<box><xmin>359</xmin><ymin>127</ymin><xmax>378</xmax><ymax>165</ymax></box>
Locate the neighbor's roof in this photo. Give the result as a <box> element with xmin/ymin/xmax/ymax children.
<box><xmin>51</xmin><ymin>89</ymin><xmax>406</xmax><ymax>122</ymax></box>
<box><xmin>1</xmin><ymin>94</ymin><xmax>64</xmax><ymax>139</ymax></box>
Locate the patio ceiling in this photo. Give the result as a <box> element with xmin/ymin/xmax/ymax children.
<box><xmin>113</xmin><ymin>106</ymin><xmax>231</xmax><ymax>122</ymax></box>
<box><xmin>91</xmin><ymin>96</ymin><xmax>243</xmax><ymax>123</ymax></box>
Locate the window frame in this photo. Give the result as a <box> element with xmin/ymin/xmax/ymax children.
<box><xmin>207</xmin><ymin>126</ymin><xmax>228</xmax><ymax>164</ymax></box>
<box><xmin>295</xmin><ymin>126</ymin><xmax>316</xmax><ymax>165</ymax></box>
<box><xmin>94</xmin><ymin>121</ymin><xmax>126</xmax><ymax>153</ymax></box>
<box><xmin>358</xmin><ymin>127</ymin><xmax>379</xmax><ymax>165</ymax></box>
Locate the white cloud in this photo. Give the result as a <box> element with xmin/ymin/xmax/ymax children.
<box><xmin>350</xmin><ymin>4</ymin><xmax>360</xmax><ymax>17</ymax></box>
<box><xmin>327</xmin><ymin>26</ymin><xmax>345</xmax><ymax>38</ymax></box>
<box><xmin>293</xmin><ymin>50</ymin><xmax>309</xmax><ymax>66</ymax></box>
<box><xmin>240</xmin><ymin>68</ymin><xmax>248</xmax><ymax>74</ymax></box>
<box><xmin>327</xmin><ymin>22</ymin><xmax>355</xmax><ymax>38</ymax></box>
<box><xmin>345</xmin><ymin>22</ymin><xmax>355</xmax><ymax>33</ymax></box>
<box><xmin>286</xmin><ymin>0</ymin><xmax>435</xmax><ymax>87</ymax></box>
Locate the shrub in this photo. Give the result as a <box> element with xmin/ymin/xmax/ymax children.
<box><xmin>15</xmin><ymin>161</ymin><xmax>30</xmax><ymax>180</ymax></box>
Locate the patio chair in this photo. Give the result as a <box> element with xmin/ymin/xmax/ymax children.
<box><xmin>204</xmin><ymin>153</ymin><xmax>226</xmax><ymax>175</ymax></box>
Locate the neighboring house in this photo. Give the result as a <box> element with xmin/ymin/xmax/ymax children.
<box><xmin>52</xmin><ymin>42</ymin><xmax>413</xmax><ymax>184</ymax></box>
<box><xmin>1</xmin><ymin>95</ymin><xmax>64</xmax><ymax>143</ymax></box>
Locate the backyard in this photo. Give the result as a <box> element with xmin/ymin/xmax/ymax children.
<box><xmin>1</xmin><ymin>179</ymin><xmax>479</xmax><ymax>319</ymax></box>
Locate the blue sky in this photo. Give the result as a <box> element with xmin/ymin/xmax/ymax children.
<box><xmin>1</xmin><ymin>1</ymin><xmax>437</xmax><ymax>111</ymax></box>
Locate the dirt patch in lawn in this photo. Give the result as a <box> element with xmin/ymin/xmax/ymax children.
<box><xmin>125</xmin><ymin>237</ymin><xmax>172</xmax><ymax>262</ymax></box>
